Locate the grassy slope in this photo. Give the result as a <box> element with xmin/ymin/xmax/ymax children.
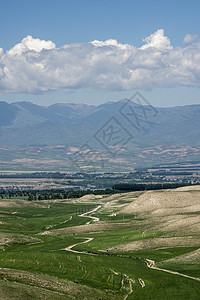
<box><xmin>0</xmin><ymin>193</ymin><xmax>199</xmax><ymax>299</ymax></box>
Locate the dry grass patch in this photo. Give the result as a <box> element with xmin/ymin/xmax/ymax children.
<box><xmin>40</xmin><ymin>220</ymin><xmax>133</xmax><ymax>236</ymax></box>
<box><xmin>175</xmin><ymin>185</ymin><xmax>200</xmax><ymax>191</ymax></box>
<box><xmin>119</xmin><ymin>190</ymin><xmax>200</xmax><ymax>217</ymax></box>
<box><xmin>0</xmin><ymin>232</ymin><xmax>42</xmax><ymax>246</ymax></box>
<box><xmin>106</xmin><ymin>236</ymin><xmax>200</xmax><ymax>252</ymax></box>
<box><xmin>0</xmin><ymin>268</ymin><xmax>117</xmax><ymax>300</ymax></box>
<box><xmin>161</xmin><ymin>248</ymin><xmax>200</xmax><ymax>265</ymax></box>
<box><xmin>0</xmin><ymin>199</ymin><xmax>45</xmax><ymax>208</ymax></box>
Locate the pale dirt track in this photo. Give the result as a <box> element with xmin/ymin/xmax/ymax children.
<box><xmin>47</xmin><ymin>190</ymin><xmax>200</xmax><ymax>298</ymax></box>
<box><xmin>63</xmin><ymin>205</ymin><xmax>102</xmax><ymax>253</ymax></box>
<box><xmin>138</xmin><ymin>278</ymin><xmax>145</xmax><ymax>288</ymax></box>
<box><xmin>63</xmin><ymin>204</ymin><xmax>135</xmax><ymax>300</ymax></box>
<box><xmin>64</xmin><ymin>237</ymin><xmax>94</xmax><ymax>254</ymax></box>
<box><xmin>79</xmin><ymin>205</ymin><xmax>101</xmax><ymax>224</ymax></box>
<box><xmin>145</xmin><ymin>259</ymin><xmax>200</xmax><ymax>282</ymax></box>
<box><xmin>124</xmin><ymin>278</ymin><xmax>133</xmax><ymax>300</ymax></box>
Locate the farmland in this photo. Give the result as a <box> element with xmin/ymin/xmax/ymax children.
<box><xmin>0</xmin><ymin>187</ymin><xmax>199</xmax><ymax>299</ymax></box>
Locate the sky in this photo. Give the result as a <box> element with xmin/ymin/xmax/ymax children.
<box><xmin>0</xmin><ymin>0</ymin><xmax>200</xmax><ymax>107</ymax></box>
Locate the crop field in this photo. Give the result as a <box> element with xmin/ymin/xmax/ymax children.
<box><xmin>0</xmin><ymin>187</ymin><xmax>200</xmax><ymax>299</ymax></box>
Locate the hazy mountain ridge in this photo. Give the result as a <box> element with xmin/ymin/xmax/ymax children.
<box><xmin>0</xmin><ymin>100</ymin><xmax>200</xmax><ymax>149</ymax></box>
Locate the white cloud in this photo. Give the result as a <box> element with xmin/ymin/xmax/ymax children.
<box><xmin>141</xmin><ymin>29</ymin><xmax>172</xmax><ymax>50</ymax></box>
<box><xmin>8</xmin><ymin>35</ymin><xmax>56</xmax><ymax>55</ymax></box>
<box><xmin>183</xmin><ymin>34</ymin><xmax>200</xmax><ymax>45</ymax></box>
<box><xmin>90</xmin><ymin>39</ymin><xmax>130</xmax><ymax>50</ymax></box>
<box><xmin>0</xmin><ymin>30</ymin><xmax>200</xmax><ymax>94</ymax></box>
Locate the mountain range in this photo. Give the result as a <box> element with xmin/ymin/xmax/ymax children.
<box><xmin>0</xmin><ymin>99</ymin><xmax>200</xmax><ymax>171</ymax></box>
<box><xmin>0</xmin><ymin>99</ymin><xmax>200</xmax><ymax>148</ymax></box>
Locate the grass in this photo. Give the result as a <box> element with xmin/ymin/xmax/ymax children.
<box><xmin>0</xmin><ymin>279</ymin><xmax>70</xmax><ymax>300</ymax></box>
<box><xmin>1</xmin><ymin>246</ymin><xmax>200</xmax><ymax>299</ymax></box>
<box><xmin>121</xmin><ymin>247</ymin><xmax>200</xmax><ymax>262</ymax></box>
<box><xmin>0</xmin><ymin>195</ymin><xmax>200</xmax><ymax>299</ymax></box>
<box><xmin>0</xmin><ymin>203</ymin><xmax>97</xmax><ymax>234</ymax></box>
<box><xmin>73</xmin><ymin>229</ymin><xmax>167</xmax><ymax>252</ymax></box>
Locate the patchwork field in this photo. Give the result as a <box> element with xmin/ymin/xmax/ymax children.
<box><xmin>0</xmin><ymin>187</ymin><xmax>199</xmax><ymax>299</ymax></box>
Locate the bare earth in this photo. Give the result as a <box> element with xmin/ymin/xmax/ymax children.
<box><xmin>104</xmin><ymin>186</ymin><xmax>200</xmax><ymax>254</ymax></box>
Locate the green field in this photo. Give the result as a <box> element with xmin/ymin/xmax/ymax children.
<box><xmin>0</xmin><ymin>191</ymin><xmax>199</xmax><ymax>299</ymax></box>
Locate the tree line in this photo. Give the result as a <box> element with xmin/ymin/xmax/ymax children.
<box><xmin>112</xmin><ymin>182</ymin><xmax>191</xmax><ymax>191</ymax></box>
<box><xmin>0</xmin><ymin>182</ymin><xmax>193</xmax><ymax>201</ymax></box>
<box><xmin>0</xmin><ymin>188</ymin><xmax>116</xmax><ymax>201</ymax></box>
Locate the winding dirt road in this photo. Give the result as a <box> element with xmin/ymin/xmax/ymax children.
<box><xmin>124</xmin><ymin>277</ymin><xmax>134</xmax><ymax>300</ymax></box>
<box><xmin>145</xmin><ymin>259</ymin><xmax>200</xmax><ymax>282</ymax></box>
<box><xmin>63</xmin><ymin>204</ymin><xmax>135</xmax><ymax>299</ymax></box>
<box><xmin>63</xmin><ymin>203</ymin><xmax>200</xmax><ymax>299</ymax></box>
<box><xmin>64</xmin><ymin>237</ymin><xmax>94</xmax><ymax>254</ymax></box>
<box><xmin>64</xmin><ymin>205</ymin><xmax>102</xmax><ymax>253</ymax></box>
<box><xmin>79</xmin><ymin>205</ymin><xmax>101</xmax><ymax>224</ymax></box>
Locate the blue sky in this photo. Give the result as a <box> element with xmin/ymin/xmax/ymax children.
<box><xmin>0</xmin><ymin>0</ymin><xmax>200</xmax><ymax>107</ymax></box>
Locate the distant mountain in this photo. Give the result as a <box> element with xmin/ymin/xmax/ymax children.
<box><xmin>0</xmin><ymin>101</ymin><xmax>19</xmax><ymax>126</ymax></box>
<box><xmin>0</xmin><ymin>100</ymin><xmax>200</xmax><ymax>150</ymax></box>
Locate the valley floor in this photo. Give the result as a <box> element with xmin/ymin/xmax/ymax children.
<box><xmin>0</xmin><ymin>187</ymin><xmax>200</xmax><ymax>299</ymax></box>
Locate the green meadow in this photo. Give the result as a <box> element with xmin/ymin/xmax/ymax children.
<box><xmin>0</xmin><ymin>193</ymin><xmax>199</xmax><ymax>299</ymax></box>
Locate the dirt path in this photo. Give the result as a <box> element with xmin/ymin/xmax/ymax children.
<box><xmin>64</xmin><ymin>237</ymin><xmax>94</xmax><ymax>254</ymax></box>
<box><xmin>145</xmin><ymin>259</ymin><xmax>200</xmax><ymax>282</ymax></box>
<box><xmin>110</xmin><ymin>268</ymin><xmax>119</xmax><ymax>275</ymax></box>
<box><xmin>79</xmin><ymin>205</ymin><xmax>102</xmax><ymax>224</ymax></box>
<box><xmin>124</xmin><ymin>276</ymin><xmax>134</xmax><ymax>300</ymax></box>
<box><xmin>138</xmin><ymin>278</ymin><xmax>145</xmax><ymax>288</ymax></box>
<box><xmin>64</xmin><ymin>205</ymin><xmax>102</xmax><ymax>253</ymax></box>
<box><xmin>64</xmin><ymin>204</ymin><xmax>135</xmax><ymax>299</ymax></box>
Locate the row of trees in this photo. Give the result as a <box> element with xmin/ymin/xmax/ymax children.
<box><xmin>0</xmin><ymin>182</ymin><xmax>193</xmax><ymax>201</ymax></box>
<box><xmin>28</xmin><ymin>188</ymin><xmax>118</xmax><ymax>201</ymax></box>
<box><xmin>112</xmin><ymin>182</ymin><xmax>191</xmax><ymax>191</ymax></box>
<box><xmin>0</xmin><ymin>188</ymin><xmax>116</xmax><ymax>201</ymax></box>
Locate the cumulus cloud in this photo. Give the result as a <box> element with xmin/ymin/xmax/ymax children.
<box><xmin>8</xmin><ymin>35</ymin><xmax>56</xmax><ymax>55</ymax></box>
<box><xmin>183</xmin><ymin>34</ymin><xmax>200</xmax><ymax>45</ymax></box>
<box><xmin>141</xmin><ymin>29</ymin><xmax>172</xmax><ymax>50</ymax></box>
<box><xmin>0</xmin><ymin>29</ymin><xmax>200</xmax><ymax>94</ymax></box>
